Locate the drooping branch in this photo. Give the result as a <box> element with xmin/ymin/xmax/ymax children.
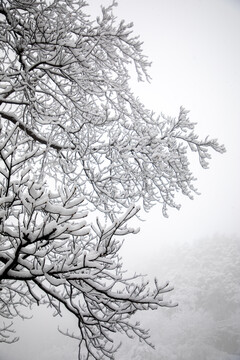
<box><xmin>0</xmin><ymin>111</ymin><xmax>73</xmax><ymax>151</ymax></box>
<box><xmin>0</xmin><ymin>322</ymin><xmax>19</xmax><ymax>344</ymax></box>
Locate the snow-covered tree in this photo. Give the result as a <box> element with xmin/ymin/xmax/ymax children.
<box><xmin>127</xmin><ymin>235</ymin><xmax>240</xmax><ymax>360</ymax></box>
<box><xmin>0</xmin><ymin>0</ymin><xmax>225</xmax><ymax>359</ymax></box>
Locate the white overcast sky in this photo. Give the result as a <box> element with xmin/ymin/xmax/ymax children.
<box><xmin>2</xmin><ymin>1</ymin><xmax>240</xmax><ymax>359</ymax></box>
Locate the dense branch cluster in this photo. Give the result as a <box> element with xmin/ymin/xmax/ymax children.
<box><xmin>0</xmin><ymin>0</ymin><xmax>225</xmax><ymax>215</ymax></box>
<box><xmin>0</xmin><ymin>0</ymin><xmax>225</xmax><ymax>358</ymax></box>
<box><xmin>0</xmin><ymin>124</ymin><xmax>174</xmax><ymax>357</ymax></box>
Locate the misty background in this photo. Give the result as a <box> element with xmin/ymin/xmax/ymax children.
<box><xmin>1</xmin><ymin>0</ymin><xmax>240</xmax><ymax>359</ymax></box>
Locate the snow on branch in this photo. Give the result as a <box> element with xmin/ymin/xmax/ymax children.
<box><xmin>0</xmin><ymin>0</ymin><xmax>225</xmax><ymax>217</ymax></box>
<box><xmin>0</xmin><ymin>0</ymin><xmax>225</xmax><ymax>358</ymax></box>
<box><xmin>0</xmin><ymin>120</ymin><xmax>175</xmax><ymax>359</ymax></box>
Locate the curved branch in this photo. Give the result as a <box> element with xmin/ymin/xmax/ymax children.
<box><xmin>0</xmin><ymin>111</ymin><xmax>74</xmax><ymax>151</ymax></box>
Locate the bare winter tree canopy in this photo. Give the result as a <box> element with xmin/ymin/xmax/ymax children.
<box><xmin>0</xmin><ymin>0</ymin><xmax>225</xmax><ymax>359</ymax></box>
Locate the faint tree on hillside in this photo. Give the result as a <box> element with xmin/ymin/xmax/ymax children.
<box><xmin>0</xmin><ymin>0</ymin><xmax>225</xmax><ymax>358</ymax></box>
<box><xmin>128</xmin><ymin>235</ymin><xmax>240</xmax><ymax>360</ymax></box>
